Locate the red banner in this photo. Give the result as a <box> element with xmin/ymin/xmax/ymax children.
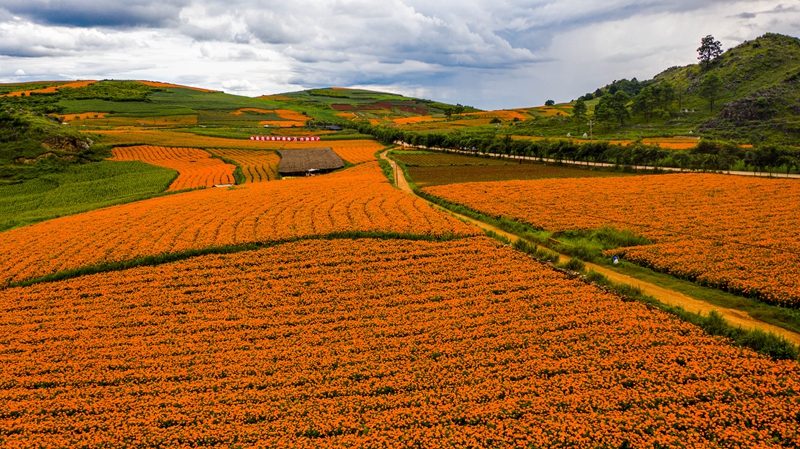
<box><xmin>250</xmin><ymin>136</ymin><xmax>321</xmax><ymax>142</ymax></box>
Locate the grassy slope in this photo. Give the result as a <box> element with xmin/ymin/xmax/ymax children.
<box><xmin>0</xmin><ymin>110</ymin><xmax>92</xmax><ymax>165</ymax></box>
<box><xmin>0</xmin><ymin>161</ymin><xmax>176</xmax><ymax>232</ymax></box>
<box><xmin>272</xmin><ymin>88</ymin><xmax>481</xmax><ymax>122</ymax></box>
<box><xmin>657</xmin><ymin>33</ymin><xmax>800</xmax><ymax>142</ymax></box>
<box><xmin>509</xmin><ymin>33</ymin><xmax>800</xmax><ymax>144</ymax></box>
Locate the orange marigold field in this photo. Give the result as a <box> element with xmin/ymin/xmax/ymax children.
<box><xmin>231</xmin><ymin>108</ymin><xmax>275</xmax><ymax>115</ymax></box>
<box><xmin>455</xmin><ymin>110</ymin><xmax>529</xmax><ymax>121</ymax></box>
<box><xmin>91</xmin><ymin>130</ymin><xmax>382</xmax><ymax>162</ymax></box>
<box><xmin>59</xmin><ymin>112</ymin><xmax>107</xmax><ymax>120</ymax></box>
<box><xmin>208</xmin><ymin>149</ymin><xmax>281</xmax><ymax>182</ymax></box>
<box><xmin>109</xmin><ymin>146</ymin><xmax>235</xmax><ymax>191</ymax></box>
<box><xmin>275</xmin><ymin>109</ymin><xmax>310</xmax><ymax>122</ymax></box>
<box><xmin>136</xmin><ymin>80</ymin><xmax>219</xmax><ymax>92</ymax></box>
<box><xmin>316</xmin><ymin>140</ymin><xmax>384</xmax><ymax>164</ymax></box>
<box><xmin>426</xmin><ymin>174</ymin><xmax>800</xmax><ymax>307</ymax></box>
<box><xmin>1</xmin><ymin>80</ymin><xmax>96</xmax><ymax>97</ymax></box>
<box><xmin>335</xmin><ymin>112</ymin><xmax>358</xmax><ymax>120</ymax></box>
<box><xmin>0</xmin><ymin>162</ymin><xmax>476</xmax><ymax>285</ymax></box>
<box><xmin>1</xmin><ymin>237</ymin><xmax>798</xmax><ymax>448</ymax></box>
<box><xmin>259</xmin><ymin>120</ymin><xmax>307</xmax><ymax>127</ymax></box>
<box><xmin>393</xmin><ymin>116</ymin><xmax>444</xmax><ymax>125</ymax></box>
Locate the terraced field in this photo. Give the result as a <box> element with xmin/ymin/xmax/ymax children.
<box><xmin>209</xmin><ymin>149</ymin><xmax>281</xmax><ymax>182</ymax></box>
<box><xmin>94</xmin><ymin>131</ymin><xmax>382</xmax><ymax>164</ymax></box>
<box><xmin>0</xmin><ymin>162</ymin><xmax>477</xmax><ymax>285</ymax></box>
<box><xmin>109</xmin><ymin>146</ymin><xmax>235</xmax><ymax>190</ymax></box>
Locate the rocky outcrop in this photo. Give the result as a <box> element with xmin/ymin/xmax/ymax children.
<box><xmin>42</xmin><ymin>136</ymin><xmax>92</xmax><ymax>152</ymax></box>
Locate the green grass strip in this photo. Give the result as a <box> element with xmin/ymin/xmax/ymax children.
<box><xmin>209</xmin><ymin>153</ymin><xmax>245</xmax><ymax>185</ymax></box>
<box><xmin>6</xmin><ymin>231</ymin><xmax>470</xmax><ymax>289</ymax></box>
<box><xmin>376</xmin><ymin>145</ymin><xmax>398</xmax><ymax>187</ymax></box>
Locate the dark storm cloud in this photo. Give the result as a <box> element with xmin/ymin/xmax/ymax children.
<box><xmin>1</xmin><ymin>0</ymin><xmax>190</xmax><ymax>28</ymax></box>
<box><xmin>728</xmin><ymin>3</ymin><xmax>799</xmax><ymax>20</ymax></box>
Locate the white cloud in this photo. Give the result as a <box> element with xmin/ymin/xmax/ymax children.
<box><xmin>0</xmin><ymin>0</ymin><xmax>798</xmax><ymax>108</ymax></box>
<box><xmin>0</xmin><ymin>20</ymin><xmax>131</xmax><ymax>57</ymax></box>
<box><xmin>14</xmin><ymin>69</ymin><xmax>25</xmax><ymax>75</ymax></box>
<box><xmin>222</xmin><ymin>78</ymin><xmax>258</xmax><ymax>91</ymax></box>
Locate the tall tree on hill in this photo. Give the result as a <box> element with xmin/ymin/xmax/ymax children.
<box><xmin>632</xmin><ymin>87</ymin><xmax>656</xmax><ymax>121</ymax></box>
<box><xmin>699</xmin><ymin>73</ymin><xmax>723</xmax><ymax>112</ymax></box>
<box><xmin>697</xmin><ymin>35</ymin><xmax>723</xmax><ymax>69</ymax></box>
<box><xmin>675</xmin><ymin>80</ymin><xmax>687</xmax><ymax>111</ymax></box>
<box><xmin>658</xmin><ymin>81</ymin><xmax>675</xmax><ymax>110</ymax></box>
<box><xmin>595</xmin><ymin>91</ymin><xmax>631</xmax><ymax>127</ymax></box>
<box><xmin>572</xmin><ymin>98</ymin><xmax>587</xmax><ymax>121</ymax></box>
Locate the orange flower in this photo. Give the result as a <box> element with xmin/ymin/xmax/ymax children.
<box><xmin>425</xmin><ymin>173</ymin><xmax>800</xmax><ymax>306</ymax></box>
<box><xmin>109</xmin><ymin>146</ymin><xmax>236</xmax><ymax>190</ymax></box>
<box><xmin>1</xmin><ymin>237</ymin><xmax>798</xmax><ymax>447</ymax></box>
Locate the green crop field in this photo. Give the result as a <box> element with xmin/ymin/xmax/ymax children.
<box><xmin>406</xmin><ymin>162</ymin><xmax>637</xmax><ymax>187</ymax></box>
<box><xmin>0</xmin><ymin>161</ymin><xmax>176</xmax><ymax>232</ymax></box>
<box><xmin>392</xmin><ymin>151</ymin><xmax>516</xmax><ymax>166</ymax></box>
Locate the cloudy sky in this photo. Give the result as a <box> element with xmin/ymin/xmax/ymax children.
<box><xmin>0</xmin><ymin>1</ymin><xmax>798</xmax><ymax>109</ymax></box>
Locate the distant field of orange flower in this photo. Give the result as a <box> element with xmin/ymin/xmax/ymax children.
<box><xmin>335</xmin><ymin>112</ymin><xmax>359</xmax><ymax>120</ymax></box>
<box><xmin>136</xmin><ymin>80</ymin><xmax>219</xmax><ymax>92</ymax></box>
<box><xmin>1</xmin><ymin>237</ymin><xmax>798</xmax><ymax>447</ymax></box>
<box><xmin>426</xmin><ymin>174</ymin><xmax>800</xmax><ymax>307</ymax></box>
<box><xmin>393</xmin><ymin>116</ymin><xmax>444</xmax><ymax>125</ymax></box>
<box><xmin>455</xmin><ymin>110</ymin><xmax>529</xmax><ymax>121</ymax></box>
<box><xmin>2</xmin><ymin>80</ymin><xmax>97</xmax><ymax>97</ymax></box>
<box><xmin>275</xmin><ymin>109</ymin><xmax>309</xmax><ymax>122</ymax></box>
<box><xmin>59</xmin><ymin>112</ymin><xmax>107</xmax><ymax>120</ymax></box>
<box><xmin>259</xmin><ymin>120</ymin><xmax>307</xmax><ymax>127</ymax></box>
<box><xmin>320</xmin><ymin>139</ymin><xmax>384</xmax><ymax>163</ymax></box>
<box><xmin>231</xmin><ymin>108</ymin><xmax>275</xmax><ymax>115</ymax></box>
<box><xmin>89</xmin><ymin>130</ymin><xmax>382</xmax><ymax>160</ymax></box>
<box><xmin>529</xmin><ymin>106</ymin><xmax>570</xmax><ymax>117</ymax></box>
<box><xmin>209</xmin><ymin>149</ymin><xmax>281</xmax><ymax>182</ymax></box>
<box><xmin>109</xmin><ymin>146</ymin><xmax>235</xmax><ymax>190</ymax></box>
<box><xmin>0</xmin><ymin>162</ymin><xmax>476</xmax><ymax>285</ymax></box>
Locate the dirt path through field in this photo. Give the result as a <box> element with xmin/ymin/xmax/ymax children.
<box><xmin>380</xmin><ymin>150</ymin><xmax>800</xmax><ymax>346</ymax></box>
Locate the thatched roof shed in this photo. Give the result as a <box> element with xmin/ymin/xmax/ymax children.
<box><xmin>277</xmin><ymin>148</ymin><xmax>344</xmax><ymax>177</ymax></box>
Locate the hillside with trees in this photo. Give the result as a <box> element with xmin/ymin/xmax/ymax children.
<box><xmin>571</xmin><ymin>33</ymin><xmax>800</xmax><ymax>144</ymax></box>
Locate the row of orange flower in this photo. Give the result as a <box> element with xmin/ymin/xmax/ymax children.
<box><xmin>425</xmin><ymin>173</ymin><xmax>800</xmax><ymax>307</ymax></box>
<box><xmin>208</xmin><ymin>149</ymin><xmax>281</xmax><ymax>183</ymax></box>
<box><xmin>109</xmin><ymin>146</ymin><xmax>236</xmax><ymax>190</ymax></box>
<box><xmin>1</xmin><ymin>237</ymin><xmax>798</xmax><ymax>447</ymax></box>
<box><xmin>0</xmin><ymin>162</ymin><xmax>477</xmax><ymax>285</ymax></box>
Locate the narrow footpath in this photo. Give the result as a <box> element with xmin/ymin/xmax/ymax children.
<box><xmin>380</xmin><ymin>150</ymin><xmax>800</xmax><ymax>346</ymax></box>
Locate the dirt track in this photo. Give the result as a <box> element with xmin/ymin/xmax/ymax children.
<box><xmin>379</xmin><ymin>150</ymin><xmax>800</xmax><ymax>346</ymax></box>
